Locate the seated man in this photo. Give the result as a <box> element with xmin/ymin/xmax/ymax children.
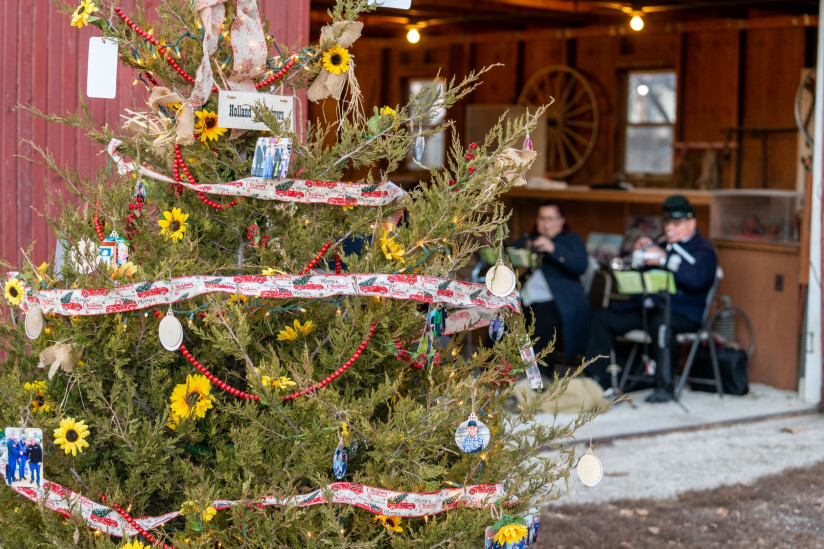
<box><xmin>585</xmin><ymin>195</ymin><xmax>718</xmax><ymax>403</ymax></box>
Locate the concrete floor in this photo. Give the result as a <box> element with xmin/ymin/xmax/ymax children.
<box><xmin>549</xmin><ymin>382</ymin><xmax>818</xmax><ymax>442</ymax></box>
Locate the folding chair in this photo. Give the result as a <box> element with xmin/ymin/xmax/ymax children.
<box><xmin>617</xmin><ymin>267</ymin><xmax>725</xmax><ymax>400</ymax></box>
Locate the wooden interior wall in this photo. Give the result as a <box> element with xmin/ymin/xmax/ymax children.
<box><xmin>354</xmin><ymin>21</ymin><xmax>812</xmax><ymax>191</ymax></box>
<box><xmin>1</xmin><ymin>0</ymin><xmax>308</xmax><ymax>268</ymax></box>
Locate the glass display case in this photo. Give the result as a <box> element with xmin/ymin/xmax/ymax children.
<box><xmin>710</xmin><ymin>190</ymin><xmax>802</xmax><ymax>245</ymax></box>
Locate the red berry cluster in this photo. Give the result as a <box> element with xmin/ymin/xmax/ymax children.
<box><xmin>394</xmin><ymin>338</ymin><xmax>411</xmax><ymax>362</ymax></box>
<box><xmin>246</xmin><ymin>223</ymin><xmax>270</xmax><ymax>247</ymax></box>
<box><xmin>492</xmin><ymin>361</ymin><xmax>516</xmax><ymax>386</ymax></box>
<box><xmin>124</xmin><ymin>196</ymin><xmax>145</xmax><ymax>242</ymax></box>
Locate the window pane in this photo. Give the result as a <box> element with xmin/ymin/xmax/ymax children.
<box><xmin>406</xmin><ymin>131</ymin><xmax>445</xmax><ymax>170</ymax></box>
<box><xmin>627</xmin><ymin>72</ymin><xmax>676</xmax><ymax>124</ymax></box>
<box><xmin>624</xmin><ymin>126</ymin><xmax>674</xmax><ymax>174</ymax></box>
<box><xmin>409</xmin><ymin>79</ymin><xmax>446</xmax><ymax>124</ymax></box>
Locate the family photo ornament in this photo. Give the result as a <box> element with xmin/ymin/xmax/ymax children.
<box><xmin>98</xmin><ymin>231</ymin><xmax>130</xmax><ymax>268</ymax></box>
<box><xmin>250</xmin><ymin>137</ymin><xmax>292</xmax><ymax>179</ymax></box>
<box><xmin>333</xmin><ymin>442</ymin><xmax>348</xmax><ymax>480</ymax></box>
<box><xmin>3</xmin><ymin>427</ymin><xmax>45</xmax><ymax>489</ymax></box>
<box><xmin>454</xmin><ymin>412</ymin><xmax>490</xmax><ymax>454</ymax></box>
<box><xmin>488</xmin><ymin>314</ymin><xmax>505</xmax><ymax>342</ymax></box>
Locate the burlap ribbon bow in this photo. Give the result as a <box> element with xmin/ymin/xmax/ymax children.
<box><xmin>176</xmin><ymin>0</ymin><xmax>267</xmax><ymax>144</ymax></box>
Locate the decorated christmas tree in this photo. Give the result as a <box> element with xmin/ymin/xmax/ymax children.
<box><xmin>0</xmin><ymin>0</ymin><xmax>601</xmax><ymax>546</ymax></box>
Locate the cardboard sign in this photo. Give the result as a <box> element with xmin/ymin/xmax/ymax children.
<box><xmin>87</xmin><ymin>37</ymin><xmax>118</xmax><ymax>99</ymax></box>
<box><xmin>217</xmin><ymin>90</ymin><xmax>294</xmax><ymax>131</ymax></box>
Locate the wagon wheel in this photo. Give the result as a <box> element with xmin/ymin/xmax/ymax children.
<box><xmin>517</xmin><ymin>65</ymin><xmax>600</xmax><ymax>179</ymax></box>
<box><xmin>795</xmin><ymin>68</ymin><xmax>815</xmax><ymax>148</ymax></box>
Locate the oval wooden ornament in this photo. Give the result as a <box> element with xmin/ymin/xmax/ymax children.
<box><xmin>577</xmin><ymin>449</ymin><xmax>603</xmax><ymax>487</ymax></box>
<box><xmin>158</xmin><ymin>314</ymin><xmax>184</xmax><ymax>351</ymax></box>
<box><xmin>24</xmin><ymin>306</ymin><xmax>44</xmax><ymax>340</ymax></box>
<box><xmin>485</xmin><ymin>264</ymin><xmax>516</xmax><ymax>296</ymax></box>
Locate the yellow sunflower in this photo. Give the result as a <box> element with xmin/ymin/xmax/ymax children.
<box><xmin>228</xmin><ymin>293</ymin><xmax>248</xmax><ymax>306</ymax></box>
<box><xmin>169</xmin><ymin>374</ymin><xmax>214</xmax><ymax>420</ymax></box>
<box><xmin>4</xmin><ymin>278</ymin><xmax>26</xmax><ymax>306</ymax></box>
<box><xmin>111</xmin><ymin>261</ymin><xmax>137</xmax><ymax>280</ymax></box>
<box><xmin>492</xmin><ymin>523</ymin><xmax>528</xmax><ymax>545</ymax></box>
<box><xmin>158</xmin><ymin>207</ymin><xmax>189</xmax><ymax>241</ymax></box>
<box><xmin>194</xmin><ymin>110</ymin><xmax>227</xmax><ymax>143</ymax></box>
<box><xmin>379</xmin><ymin>106</ymin><xmax>397</xmax><ymax>118</ymax></box>
<box><xmin>261</xmin><ymin>375</ymin><xmax>297</xmax><ymax>390</ymax></box>
<box><xmin>379</xmin><ymin>230</ymin><xmax>405</xmax><ymax>263</ymax></box>
<box><xmin>201</xmin><ymin>506</ymin><xmax>217</xmax><ymax>522</ymax></box>
<box><xmin>261</xmin><ymin>267</ymin><xmax>277</xmax><ymax>275</ymax></box>
<box><xmin>120</xmin><ymin>541</ymin><xmax>148</xmax><ymax>549</ymax></box>
<box><xmin>70</xmin><ymin>0</ymin><xmax>98</xmax><ymax>28</ymax></box>
<box><xmin>53</xmin><ymin>417</ymin><xmax>90</xmax><ymax>456</ymax></box>
<box><xmin>24</xmin><ymin>381</ymin><xmax>52</xmax><ymax>414</ymax></box>
<box><xmin>373</xmin><ymin>514</ymin><xmax>402</xmax><ymax>532</ymax></box>
<box><xmin>277</xmin><ymin>319</ymin><xmax>313</xmax><ymax>341</ymax></box>
<box><xmin>322</xmin><ymin>45</ymin><xmax>351</xmax><ymax>76</ymax></box>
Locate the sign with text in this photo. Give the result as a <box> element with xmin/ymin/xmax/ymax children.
<box><xmin>217</xmin><ymin>90</ymin><xmax>294</xmax><ymax>131</ymax></box>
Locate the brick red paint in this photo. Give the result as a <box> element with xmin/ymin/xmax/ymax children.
<box><xmin>0</xmin><ymin>0</ymin><xmax>308</xmax><ymax>266</ymax></box>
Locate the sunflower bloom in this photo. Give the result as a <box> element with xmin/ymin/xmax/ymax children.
<box><xmin>194</xmin><ymin>110</ymin><xmax>227</xmax><ymax>143</ymax></box>
<box><xmin>25</xmin><ymin>381</ymin><xmax>52</xmax><ymax>414</ymax></box>
<box><xmin>492</xmin><ymin>523</ymin><xmax>528</xmax><ymax>545</ymax></box>
<box><xmin>379</xmin><ymin>230</ymin><xmax>405</xmax><ymax>263</ymax></box>
<box><xmin>120</xmin><ymin>541</ymin><xmax>148</xmax><ymax>549</ymax></box>
<box><xmin>201</xmin><ymin>506</ymin><xmax>217</xmax><ymax>522</ymax></box>
<box><xmin>297</xmin><ymin>319</ymin><xmax>315</xmax><ymax>336</ymax></box>
<box><xmin>322</xmin><ymin>45</ymin><xmax>351</xmax><ymax>76</ymax></box>
<box><xmin>53</xmin><ymin>417</ymin><xmax>90</xmax><ymax>456</ymax></box>
<box><xmin>261</xmin><ymin>375</ymin><xmax>297</xmax><ymax>390</ymax></box>
<box><xmin>228</xmin><ymin>293</ymin><xmax>247</xmax><ymax>306</ymax></box>
<box><xmin>112</xmin><ymin>261</ymin><xmax>137</xmax><ymax>280</ymax></box>
<box><xmin>169</xmin><ymin>374</ymin><xmax>214</xmax><ymax>420</ymax></box>
<box><xmin>261</xmin><ymin>267</ymin><xmax>277</xmax><ymax>275</ymax></box>
<box><xmin>4</xmin><ymin>278</ymin><xmax>26</xmax><ymax>306</ymax></box>
<box><xmin>373</xmin><ymin>514</ymin><xmax>402</xmax><ymax>532</ymax></box>
<box><xmin>277</xmin><ymin>319</ymin><xmax>313</xmax><ymax>341</ymax></box>
<box><xmin>379</xmin><ymin>106</ymin><xmax>397</xmax><ymax>118</ymax></box>
<box><xmin>70</xmin><ymin>0</ymin><xmax>98</xmax><ymax>28</ymax></box>
<box><xmin>158</xmin><ymin>207</ymin><xmax>189</xmax><ymax>241</ymax></box>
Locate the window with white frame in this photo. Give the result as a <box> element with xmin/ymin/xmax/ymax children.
<box><xmin>624</xmin><ymin>70</ymin><xmax>677</xmax><ymax>176</ymax></box>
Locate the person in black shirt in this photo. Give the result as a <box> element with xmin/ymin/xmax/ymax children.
<box><xmin>585</xmin><ymin>195</ymin><xmax>718</xmax><ymax>403</ymax></box>
<box><xmin>24</xmin><ymin>438</ymin><xmax>43</xmax><ymax>487</ymax></box>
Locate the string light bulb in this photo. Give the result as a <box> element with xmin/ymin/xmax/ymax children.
<box><xmin>629</xmin><ymin>12</ymin><xmax>644</xmax><ymax>31</ymax></box>
<box><xmin>406</xmin><ymin>27</ymin><xmax>421</xmax><ymax>44</ymax></box>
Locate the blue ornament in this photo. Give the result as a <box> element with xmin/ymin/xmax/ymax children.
<box><xmin>333</xmin><ymin>442</ymin><xmax>348</xmax><ymax>479</ymax></box>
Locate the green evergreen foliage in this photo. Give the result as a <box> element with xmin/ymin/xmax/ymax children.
<box><xmin>0</xmin><ymin>0</ymin><xmax>605</xmax><ymax>546</ymax></box>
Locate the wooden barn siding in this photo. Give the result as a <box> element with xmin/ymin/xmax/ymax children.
<box><xmin>0</xmin><ymin>0</ymin><xmax>307</xmax><ymax>268</ymax></box>
<box><xmin>357</xmin><ymin>22</ymin><xmax>811</xmax><ymax>190</ymax></box>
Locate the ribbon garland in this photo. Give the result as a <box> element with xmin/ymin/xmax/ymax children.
<box><xmin>0</xmin><ymin>461</ymin><xmax>504</xmax><ymax>538</ymax></box>
<box><xmin>20</xmin><ymin>274</ymin><xmax>520</xmax><ymax>317</ymax></box>
<box><xmin>108</xmin><ymin>139</ymin><xmax>408</xmax><ymax>207</ymax></box>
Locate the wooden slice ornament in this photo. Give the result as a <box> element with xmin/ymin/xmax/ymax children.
<box><xmin>158</xmin><ymin>313</ymin><xmax>184</xmax><ymax>351</ymax></box>
<box><xmin>485</xmin><ymin>262</ymin><xmax>516</xmax><ymax>297</ymax></box>
<box><xmin>577</xmin><ymin>448</ymin><xmax>603</xmax><ymax>487</ymax></box>
<box><xmin>25</xmin><ymin>305</ymin><xmax>44</xmax><ymax>340</ymax></box>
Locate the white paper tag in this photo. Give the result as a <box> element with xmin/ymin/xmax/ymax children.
<box><xmin>368</xmin><ymin>0</ymin><xmax>412</xmax><ymax>8</ymax></box>
<box><xmin>217</xmin><ymin>90</ymin><xmax>294</xmax><ymax>131</ymax></box>
<box><xmin>87</xmin><ymin>37</ymin><xmax>118</xmax><ymax>99</ymax></box>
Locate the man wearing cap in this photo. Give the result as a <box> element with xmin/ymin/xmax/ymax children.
<box><xmin>461</xmin><ymin>421</ymin><xmax>485</xmax><ymax>453</ymax></box>
<box><xmin>585</xmin><ymin>195</ymin><xmax>718</xmax><ymax>403</ymax></box>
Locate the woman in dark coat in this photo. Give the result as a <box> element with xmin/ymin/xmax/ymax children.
<box><xmin>512</xmin><ymin>202</ymin><xmax>590</xmax><ymax>377</ymax></box>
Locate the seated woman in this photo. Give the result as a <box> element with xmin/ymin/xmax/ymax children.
<box><xmin>511</xmin><ymin>202</ymin><xmax>590</xmax><ymax>377</ymax></box>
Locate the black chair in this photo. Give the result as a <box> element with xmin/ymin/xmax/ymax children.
<box><xmin>617</xmin><ymin>266</ymin><xmax>725</xmax><ymax>400</ymax></box>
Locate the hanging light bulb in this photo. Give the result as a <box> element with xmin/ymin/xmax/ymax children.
<box><xmin>629</xmin><ymin>12</ymin><xmax>644</xmax><ymax>31</ymax></box>
<box><xmin>407</xmin><ymin>27</ymin><xmax>421</xmax><ymax>44</ymax></box>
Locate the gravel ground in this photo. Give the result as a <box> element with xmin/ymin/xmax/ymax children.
<box><xmin>549</xmin><ymin>412</ymin><xmax>824</xmax><ymax>505</ymax></box>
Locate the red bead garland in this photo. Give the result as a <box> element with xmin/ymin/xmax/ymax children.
<box><xmin>173</xmin><ymin>145</ymin><xmax>238</xmax><ymax>210</ymax></box>
<box><xmin>281</xmin><ymin>321</ymin><xmax>378</xmax><ymax>401</ymax></box>
<box><xmin>107</xmin><ymin>498</ymin><xmax>174</xmax><ymax>549</ymax></box>
<box><xmin>152</xmin><ymin>309</ymin><xmax>378</xmax><ymax>402</ymax></box>
<box><xmin>334</xmin><ymin>251</ymin><xmax>342</xmax><ymax>275</ymax></box>
<box><xmin>93</xmin><ymin>214</ymin><xmax>105</xmax><ymax>243</ymax></box>
<box><xmin>299</xmin><ymin>241</ymin><xmax>331</xmax><ymax>275</ymax></box>
<box><xmin>114</xmin><ymin>7</ymin><xmax>294</xmax><ymax>92</ymax></box>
